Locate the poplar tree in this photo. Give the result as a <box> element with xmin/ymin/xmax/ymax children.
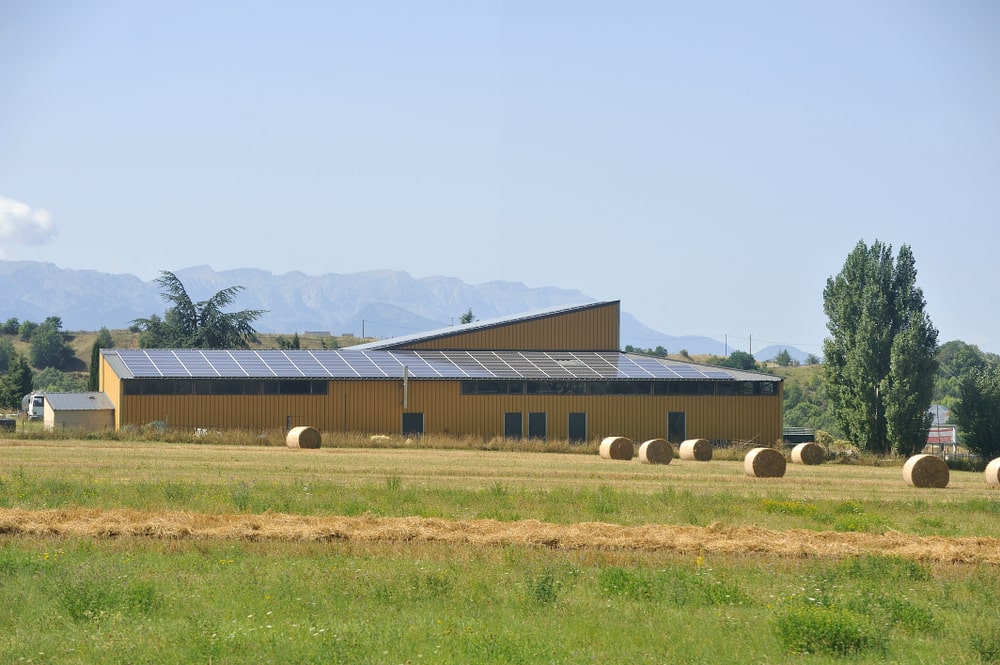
<box><xmin>953</xmin><ymin>365</ymin><xmax>1000</xmax><ymax>460</ymax></box>
<box><xmin>822</xmin><ymin>240</ymin><xmax>938</xmax><ymax>455</ymax></box>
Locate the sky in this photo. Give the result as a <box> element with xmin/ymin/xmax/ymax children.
<box><xmin>1</xmin><ymin>1</ymin><xmax>998</xmax><ymax>356</ymax></box>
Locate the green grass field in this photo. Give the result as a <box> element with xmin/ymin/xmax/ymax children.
<box><xmin>2</xmin><ymin>438</ymin><xmax>999</xmax><ymax>664</ymax></box>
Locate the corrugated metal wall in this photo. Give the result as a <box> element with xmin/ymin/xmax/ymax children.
<box><xmin>107</xmin><ymin>375</ymin><xmax>782</xmax><ymax>444</ymax></box>
<box><xmin>100</xmin><ymin>357</ymin><xmax>123</xmax><ymax>429</ymax></box>
<box><xmin>405</xmin><ymin>381</ymin><xmax>783</xmax><ymax>444</ymax></box>
<box><xmin>398</xmin><ymin>301</ymin><xmax>620</xmax><ymax>351</ymax></box>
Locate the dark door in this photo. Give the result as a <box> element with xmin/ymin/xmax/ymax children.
<box><xmin>528</xmin><ymin>412</ymin><xmax>547</xmax><ymax>440</ymax></box>
<box><xmin>402</xmin><ymin>412</ymin><xmax>424</xmax><ymax>436</ymax></box>
<box><xmin>568</xmin><ymin>412</ymin><xmax>587</xmax><ymax>443</ymax></box>
<box><xmin>504</xmin><ymin>412</ymin><xmax>522</xmax><ymax>439</ymax></box>
<box><xmin>667</xmin><ymin>411</ymin><xmax>686</xmax><ymax>443</ymax></box>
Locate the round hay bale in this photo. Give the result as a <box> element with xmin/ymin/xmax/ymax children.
<box><xmin>744</xmin><ymin>447</ymin><xmax>787</xmax><ymax>478</ymax></box>
<box><xmin>985</xmin><ymin>457</ymin><xmax>1000</xmax><ymax>488</ymax></box>
<box><xmin>286</xmin><ymin>426</ymin><xmax>322</xmax><ymax>449</ymax></box>
<box><xmin>638</xmin><ymin>438</ymin><xmax>673</xmax><ymax>465</ymax></box>
<box><xmin>679</xmin><ymin>438</ymin><xmax>712</xmax><ymax>461</ymax></box>
<box><xmin>599</xmin><ymin>436</ymin><xmax>634</xmax><ymax>460</ymax></box>
<box><xmin>903</xmin><ymin>454</ymin><xmax>949</xmax><ymax>488</ymax></box>
<box><xmin>791</xmin><ymin>442</ymin><xmax>825</xmax><ymax>465</ymax></box>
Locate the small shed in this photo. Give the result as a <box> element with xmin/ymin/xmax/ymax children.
<box><xmin>43</xmin><ymin>392</ymin><xmax>115</xmax><ymax>431</ymax></box>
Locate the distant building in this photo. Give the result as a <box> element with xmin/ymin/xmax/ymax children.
<box><xmin>43</xmin><ymin>392</ymin><xmax>115</xmax><ymax>431</ymax></box>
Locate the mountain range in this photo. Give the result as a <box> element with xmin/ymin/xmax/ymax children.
<box><xmin>0</xmin><ymin>261</ymin><xmax>810</xmax><ymax>361</ymax></box>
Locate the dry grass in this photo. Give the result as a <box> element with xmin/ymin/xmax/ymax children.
<box><xmin>3</xmin><ymin>439</ymin><xmax>999</xmax><ymax>567</ymax></box>
<box><xmin>1</xmin><ymin>507</ymin><xmax>998</xmax><ymax>564</ymax></box>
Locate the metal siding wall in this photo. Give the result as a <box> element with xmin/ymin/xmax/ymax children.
<box><xmin>100</xmin><ymin>356</ymin><xmax>123</xmax><ymax>430</ymax></box>
<box><xmin>112</xmin><ymin>375</ymin><xmax>782</xmax><ymax>444</ymax></box>
<box><xmin>116</xmin><ymin>381</ymin><xmax>407</xmax><ymax>433</ymax></box>
<box><xmin>404</xmin><ymin>302</ymin><xmax>620</xmax><ymax>351</ymax></box>
<box><xmin>406</xmin><ymin>382</ymin><xmax>782</xmax><ymax>444</ymax></box>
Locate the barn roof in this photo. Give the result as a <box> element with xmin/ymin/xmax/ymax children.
<box><xmin>103</xmin><ymin>348</ymin><xmax>777</xmax><ymax>383</ymax></box>
<box><xmin>44</xmin><ymin>392</ymin><xmax>115</xmax><ymax>411</ymax></box>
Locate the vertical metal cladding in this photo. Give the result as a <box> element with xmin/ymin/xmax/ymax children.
<box><xmin>401</xmin><ymin>302</ymin><xmax>620</xmax><ymax>351</ymax></box>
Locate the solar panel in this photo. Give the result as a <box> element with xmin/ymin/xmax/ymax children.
<box><xmin>173</xmin><ymin>350</ymin><xmax>217</xmax><ymax>376</ymax></box>
<box><xmin>367</xmin><ymin>353</ymin><xmax>406</xmax><ymax>377</ymax></box>
<box><xmin>113</xmin><ymin>349</ymin><xmax>159</xmax><ymax>377</ymax></box>
<box><xmin>150</xmin><ymin>351</ymin><xmax>188</xmax><ymax>376</ymax></box>
<box><xmin>315</xmin><ymin>352</ymin><xmax>358</xmax><ymax>377</ymax></box>
<box><xmin>287</xmin><ymin>352</ymin><xmax>332</xmax><ymax>378</ymax></box>
<box><xmin>388</xmin><ymin>352</ymin><xmax>438</xmax><ymax>378</ymax></box>
<box><xmin>108</xmin><ymin>349</ymin><xmax>766</xmax><ymax>384</ymax></box>
<box><xmin>258</xmin><ymin>351</ymin><xmax>300</xmax><ymax>376</ymax></box>
<box><xmin>236</xmin><ymin>352</ymin><xmax>274</xmax><ymax>377</ymax></box>
<box><xmin>202</xmin><ymin>350</ymin><xmax>248</xmax><ymax>376</ymax></box>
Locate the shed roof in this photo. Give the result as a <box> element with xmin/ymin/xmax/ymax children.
<box><xmin>44</xmin><ymin>392</ymin><xmax>115</xmax><ymax>411</ymax></box>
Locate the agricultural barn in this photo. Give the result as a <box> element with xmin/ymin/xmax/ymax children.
<box><xmin>43</xmin><ymin>392</ymin><xmax>115</xmax><ymax>431</ymax></box>
<box><xmin>99</xmin><ymin>301</ymin><xmax>783</xmax><ymax>444</ymax></box>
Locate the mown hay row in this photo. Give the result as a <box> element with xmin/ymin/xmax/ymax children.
<box><xmin>2</xmin><ymin>507</ymin><xmax>999</xmax><ymax>564</ymax></box>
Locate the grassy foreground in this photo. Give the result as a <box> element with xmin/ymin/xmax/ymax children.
<box><xmin>2</xmin><ymin>439</ymin><xmax>1000</xmax><ymax>664</ymax></box>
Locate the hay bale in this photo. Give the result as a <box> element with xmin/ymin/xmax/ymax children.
<box><xmin>985</xmin><ymin>458</ymin><xmax>1000</xmax><ymax>488</ymax></box>
<box><xmin>744</xmin><ymin>447</ymin><xmax>787</xmax><ymax>478</ymax></box>
<box><xmin>286</xmin><ymin>426</ymin><xmax>322</xmax><ymax>449</ymax></box>
<box><xmin>679</xmin><ymin>438</ymin><xmax>712</xmax><ymax>461</ymax></box>
<box><xmin>903</xmin><ymin>454</ymin><xmax>949</xmax><ymax>488</ymax></box>
<box><xmin>638</xmin><ymin>438</ymin><xmax>673</xmax><ymax>465</ymax></box>
<box><xmin>599</xmin><ymin>436</ymin><xmax>634</xmax><ymax>460</ymax></box>
<box><xmin>791</xmin><ymin>442</ymin><xmax>825</xmax><ymax>465</ymax></box>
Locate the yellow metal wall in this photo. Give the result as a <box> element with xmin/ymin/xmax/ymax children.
<box><xmin>108</xmin><ymin>375</ymin><xmax>782</xmax><ymax>444</ymax></box>
<box><xmin>399</xmin><ymin>301</ymin><xmax>620</xmax><ymax>351</ymax></box>
<box><xmin>112</xmin><ymin>381</ymin><xmax>404</xmax><ymax>433</ymax></box>
<box><xmin>406</xmin><ymin>381</ymin><xmax>784</xmax><ymax>445</ymax></box>
<box><xmin>99</xmin><ymin>355</ymin><xmax>123</xmax><ymax>429</ymax></box>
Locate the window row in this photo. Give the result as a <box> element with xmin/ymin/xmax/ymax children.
<box><xmin>122</xmin><ymin>379</ymin><xmax>329</xmax><ymax>396</ymax></box>
<box><xmin>460</xmin><ymin>380</ymin><xmax>777</xmax><ymax>396</ymax></box>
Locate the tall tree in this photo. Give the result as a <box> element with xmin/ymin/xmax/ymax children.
<box><xmin>822</xmin><ymin>240</ymin><xmax>939</xmax><ymax>455</ymax></box>
<box><xmin>0</xmin><ymin>353</ymin><xmax>33</xmax><ymax>410</ymax></box>
<box><xmin>952</xmin><ymin>364</ymin><xmax>1000</xmax><ymax>460</ymax></box>
<box><xmin>29</xmin><ymin>318</ymin><xmax>73</xmax><ymax>369</ymax></box>
<box><xmin>132</xmin><ymin>271</ymin><xmax>266</xmax><ymax>349</ymax></box>
<box><xmin>88</xmin><ymin>327</ymin><xmax>114</xmax><ymax>391</ymax></box>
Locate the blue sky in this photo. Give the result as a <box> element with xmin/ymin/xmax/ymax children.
<box><xmin>1</xmin><ymin>1</ymin><xmax>998</xmax><ymax>355</ymax></box>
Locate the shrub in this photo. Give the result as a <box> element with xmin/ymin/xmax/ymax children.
<box><xmin>775</xmin><ymin>605</ymin><xmax>885</xmax><ymax>656</ymax></box>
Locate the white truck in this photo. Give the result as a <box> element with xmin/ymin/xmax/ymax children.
<box><xmin>21</xmin><ymin>393</ymin><xmax>45</xmax><ymax>420</ymax></box>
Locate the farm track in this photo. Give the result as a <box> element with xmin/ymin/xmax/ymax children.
<box><xmin>2</xmin><ymin>507</ymin><xmax>999</xmax><ymax>564</ymax></box>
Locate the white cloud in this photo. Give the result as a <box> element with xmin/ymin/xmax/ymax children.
<box><xmin>0</xmin><ymin>196</ymin><xmax>57</xmax><ymax>245</ymax></box>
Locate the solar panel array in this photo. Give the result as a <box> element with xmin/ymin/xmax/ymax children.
<box><xmin>108</xmin><ymin>349</ymin><xmax>742</xmax><ymax>381</ymax></box>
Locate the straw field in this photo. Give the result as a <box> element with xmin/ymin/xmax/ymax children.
<box><xmin>3</xmin><ymin>438</ymin><xmax>1000</xmax><ymax>664</ymax></box>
